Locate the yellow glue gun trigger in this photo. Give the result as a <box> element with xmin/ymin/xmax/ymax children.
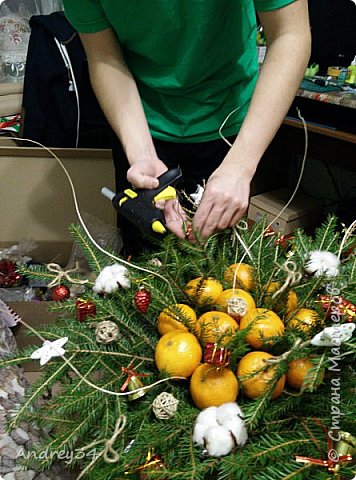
<box><xmin>153</xmin><ymin>186</ymin><xmax>177</xmax><ymax>204</ymax></box>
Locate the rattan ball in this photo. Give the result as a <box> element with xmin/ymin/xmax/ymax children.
<box><xmin>152</xmin><ymin>392</ymin><xmax>179</xmax><ymax>420</ymax></box>
<box><xmin>95</xmin><ymin>320</ymin><xmax>120</xmax><ymax>344</ymax></box>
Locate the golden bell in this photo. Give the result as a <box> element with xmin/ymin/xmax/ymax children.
<box><xmin>127</xmin><ymin>375</ymin><xmax>146</xmax><ymax>401</ymax></box>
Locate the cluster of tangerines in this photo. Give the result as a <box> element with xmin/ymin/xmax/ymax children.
<box><xmin>154</xmin><ymin>263</ymin><xmax>324</xmax><ymax>410</ymax></box>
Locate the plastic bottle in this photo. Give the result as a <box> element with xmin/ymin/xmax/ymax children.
<box><xmin>345</xmin><ymin>55</ymin><xmax>356</xmax><ymax>85</ymax></box>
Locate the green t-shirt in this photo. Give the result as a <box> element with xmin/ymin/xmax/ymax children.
<box><xmin>63</xmin><ymin>0</ymin><xmax>296</xmax><ymax>142</ymax></box>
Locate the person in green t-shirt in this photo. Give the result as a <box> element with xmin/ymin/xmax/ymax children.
<box><xmin>63</xmin><ymin>0</ymin><xmax>310</xmax><ymax>254</ymax></box>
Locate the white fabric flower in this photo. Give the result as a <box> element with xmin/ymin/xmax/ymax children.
<box><xmin>305</xmin><ymin>250</ymin><xmax>340</xmax><ymax>277</ymax></box>
<box><xmin>30</xmin><ymin>337</ymin><xmax>68</xmax><ymax>365</ymax></box>
<box><xmin>311</xmin><ymin>323</ymin><xmax>355</xmax><ymax>347</ymax></box>
<box><xmin>93</xmin><ymin>263</ymin><xmax>130</xmax><ymax>294</ymax></box>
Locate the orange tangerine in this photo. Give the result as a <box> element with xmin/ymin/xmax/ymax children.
<box><xmin>287</xmin><ymin>308</ymin><xmax>321</xmax><ymax>334</ymax></box>
<box><xmin>155</xmin><ymin>330</ymin><xmax>202</xmax><ymax>378</ymax></box>
<box><xmin>237</xmin><ymin>351</ymin><xmax>285</xmax><ymax>399</ymax></box>
<box><xmin>287</xmin><ymin>357</ymin><xmax>325</xmax><ymax>391</ymax></box>
<box><xmin>184</xmin><ymin>277</ymin><xmax>223</xmax><ymax>306</ymax></box>
<box><xmin>240</xmin><ymin>308</ymin><xmax>285</xmax><ymax>349</ymax></box>
<box><xmin>196</xmin><ymin>310</ymin><xmax>238</xmax><ymax>345</ymax></box>
<box><xmin>157</xmin><ymin>303</ymin><xmax>197</xmax><ymax>335</ymax></box>
<box><xmin>215</xmin><ymin>288</ymin><xmax>256</xmax><ymax>321</ymax></box>
<box><xmin>264</xmin><ymin>282</ymin><xmax>298</xmax><ymax>315</ymax></box>
<box><xmin>190</xmin><ymin>363</ymin><xmax>239</xmax><ymax>409</ymax></box>
<box><xmin>223</xmin><ymin>263</ymin><xmax>255</xmax><ymax>291</ymax></box>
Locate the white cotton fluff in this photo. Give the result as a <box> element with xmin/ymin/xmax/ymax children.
<box><xmin>216</xmin><ymin>402</ymin><xmax>247</xmax><ymax>448</ymax></box>
<box><xmin>204</xmin><ymin>425</ymin><xmax>235</xmax><ymax>457</ymax></box>
<box><xmin>216</xmin><ymin>402</ymin><xmax>244</xmax><ymax>422</ymax></box>
<box><xmin>193</xmin><ymin>407</ymin><xmax>218</xmax><ymax>446</ymax></box>
<box><xmin>305</xmin><ymin>250</ymin><xmax>340</xmax><ymax>277</ymax></box>
<box><xmin>196</xmin><ymin>406</ymin><xmax>219</xmax><ymax>426</ymax></box>
<box><xmin>93</xmin><ymin>263</ymin><xmax>131</xmax><ymax>294</ymax></box>
<box><xmin>219</xmin><ymin>415</ymin><xmax>248</xmax><ymax>448</ymax></box>
<box><xmin>311</xmin><ymin>323</ymin><xmax>355</xmax><ymax>347</ymax></box>
<box><xmin>190</xmin><ymin>184</ymin><xmax>204</xmax><ymax>207</ymax></box>
<box><xmin>193</xmin><ymin>423</ymin><xmax>209</xmax><ymax>446</ymax></box>
<box><xmin>193</xmin><ymin>402</ymin><xmax>248</xmax><ymax>457</ymax></box>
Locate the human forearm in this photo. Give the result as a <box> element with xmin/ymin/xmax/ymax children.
<box><xmin>80</xmin><ymin>29</ymin><xmax>158</xmax><ymax>166</ymax></box>
<box><xmin>224</xmin><ymin>0</ymin><xmax>311</xmax><ymax>176</ymax></box>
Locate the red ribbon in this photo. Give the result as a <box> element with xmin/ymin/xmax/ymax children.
<box><xmin>263</xmin><ymin>227</ymin><xmax>293</xmax><ymax>248</ymax></box>
<box><xmin>0</xmin><ymin>115</ymin><xmax>20</xmax><ymax>129</ymax></box>
<box><xmin>120</xmin><ymin>363</ymin><xmax>148</xmax><ymax>392</ymax></box>
<box><xmin>295</xmin><ymin>419</ymin><xmax>353</xmax><ymax>472</ymax></box>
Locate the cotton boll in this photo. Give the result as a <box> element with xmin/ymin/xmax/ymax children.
<box><xmin>219</xmin><ymin>415</ymin><xmax>248</xmax><ymax>448</ymax></box>
<box><xmin>193</xmin><ymin>422</ymin><xmax>210</xmax><ymax>446</ymax></box>
<box><xmin>110</xmin><ymin>264</ymin><xmax>131</xmax><ymax>288</ymax></box>
<box><xmin>196</xmin><ymin>406</ymin><xmax>218</xmax><ymax>427</ymax></box>
<box><xmin>93</xmin><ymin>263</ymin><xmax>130</xmax><ymax>294</ymax></box>
<box><xmin>305</xmin><ymin>251</ymin><xmax>340</xmax><ymax>277</ymax></box>
<box><xmin>204</xmin><ymin>425</ymin><xmax>235</xmax><ymax>457</ymax></box>
<box><xmin>216</xmin><ymin>402</ymin><xmax>244</xmax><ymax>423</ymax></box>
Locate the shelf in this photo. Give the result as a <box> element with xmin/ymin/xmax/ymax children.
<box><xmin>283</xmin><ymin>117</ymin><xmax>356</xmax><ymax>144</ymax></box>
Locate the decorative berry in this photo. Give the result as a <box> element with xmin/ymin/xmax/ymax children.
<box><xmin>134</xmin><ymin>287</ymin><xmax>151</xmax><ymax>313</ymax></box>
<box><xmin>0</xmin><ymin>259</ymin><xmax>23</xmax><ymax>287</ymax></box>
<box><xmin>51</xmin><ymin>284</ymin><xmax>71</xmax><ymax>301</ymax></box>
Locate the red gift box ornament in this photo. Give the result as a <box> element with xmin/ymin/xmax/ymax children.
<box><xmin>204</xmin><ymin>342</ymin><xmax>231</xmax><ymax>367</ymax></box>
<box><xmin>318</xmin><ymin>294</ymin><xmax>356</xmax><ymax>322</ymax></box>
<box><xmin>76</xmin><ymin>298</ymin><xmax>97</xmax><ymax>322</ymax></box>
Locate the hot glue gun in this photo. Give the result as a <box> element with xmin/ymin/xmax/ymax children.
<box><xmin>101</xmin><ymin>167</ymin><xmax>183</xmax><ymax>236</ymax></box>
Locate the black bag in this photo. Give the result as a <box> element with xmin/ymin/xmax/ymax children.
<box><xmin>20</xmin><ymin>11</ymin><xmax>111</xmax><ymax>148</ymax></box>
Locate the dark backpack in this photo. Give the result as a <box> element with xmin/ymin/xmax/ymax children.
<box><xmin>20</xmin><ymin>11</ymin><xmax>111</xmax><ymax>148</ymax></box>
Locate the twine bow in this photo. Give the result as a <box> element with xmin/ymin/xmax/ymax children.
<box><xmin>295</xmin><ymin>419</ymin><xmax>353</xmax><ymax>473</ymax></box>
<box><xmin>121</xmin><ymin>362</ymin><xmax>148</xmax><ymax>392</ymax></box>
<box><xmin>46</xmin><ymin>262</ymin><xmax>88</xmax><ymax>288</ymax></box>
<box><xmin>80</xmin><ymin>415</ymin><xmax>127</xmax><ymax>464</ymax></box>
<box><xmin>272</xmin><ymin>259</ymin><xmax>302</xmax><ymax>298</ymax></box>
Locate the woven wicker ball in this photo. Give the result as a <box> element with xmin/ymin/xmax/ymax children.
<box><xmin>152</xmin><ymin>392</ymin><xmax>179</xmax><ymax>420</ymax></box>
<box><xmin>95</xmin><ymin>320</ymin><xmax>120</xmax><ymax>344</ymax></box>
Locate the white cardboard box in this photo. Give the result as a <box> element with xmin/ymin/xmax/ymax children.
<box><xmin>248</xmin><ymin>187</ymin><xmax>322</xmax><ymax>234</ymax></box>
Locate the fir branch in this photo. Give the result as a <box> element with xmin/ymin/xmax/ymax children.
<box><xmin>69</xmin><ymin>223</ymin><xmax>102</xmax><ymax>273</ymax></box>
<box><xmin>8</xmin><ymin>354</ymin><xmax>75</xmax><ymax>429</ymax></box>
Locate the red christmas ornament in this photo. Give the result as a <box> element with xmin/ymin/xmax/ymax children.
<box><xmin>51</xmin><ymin>284</ymin><xmax>70</xmax><ymax>301</ymax></box>
<box><xmin>203</xmin><ymin>342</ymin><xmax>231</xmax><ymax>367</ymax></box>
<box><xmin>0</xmin><ymin>259</ymin><xmax>23</xmax><ymax>287</ymax></box>
<box><xmin>76</xmin><ymin>298</ymin><xmax>97</xmax><ymax>321</ymax></box>
<box><xmin>134</xmin><ymin>287</ymin><xmax>151</xmax><ymax>313</ymax></box>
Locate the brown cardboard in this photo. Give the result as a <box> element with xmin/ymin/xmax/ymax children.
<box><xmin>0</xmin><ymin>82</ymin><xmax>23</xmax><ymax>116</ymax></box>
<box><xmin>0</xmin><ymin>143</ymin><xmax>116</xmax><ymax>265</ymax></box>
<box><xmin>8</xmin><ymin>301</ymin><xmax>63</xmax><ymax>371</ymax></box>
<box><xmin>248</xmin><ymin>188</ymin><xmax>322</xmax><ymax>234</ymax></box>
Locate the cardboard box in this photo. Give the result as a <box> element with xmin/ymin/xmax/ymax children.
<box><xmin>8</xmin><ymin>301</ymin><xmax>63</xmax><ymax>371</ymax></box>
<box><xmin>0</xmin><ymin>143</ymin><xmax>116</xmax><ymax>264</ymax></box>
<box><xmin>0</xmin><ymin>82</ymin><xmax>23</xmax><ymax>116</ymax></box>
<box><xmin>248</xmin><ymin>187</ymin><xmax>322</xmax><ymax>235</ymax></box>
<box><xmin>0</xmin><ymin>143</ymin><xmax>116</xmax><ymax>373</ymax></box>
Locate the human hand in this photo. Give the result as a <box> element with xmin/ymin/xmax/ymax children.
<box><xmin>127</xmin><ymin>159</ymin><xmax>168</xmax><ymax>189</ymax></box>
<box><xmin>193</xmin><ymin>163</ymin><xmax>252</xmax><ymax>239</ymax></box>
